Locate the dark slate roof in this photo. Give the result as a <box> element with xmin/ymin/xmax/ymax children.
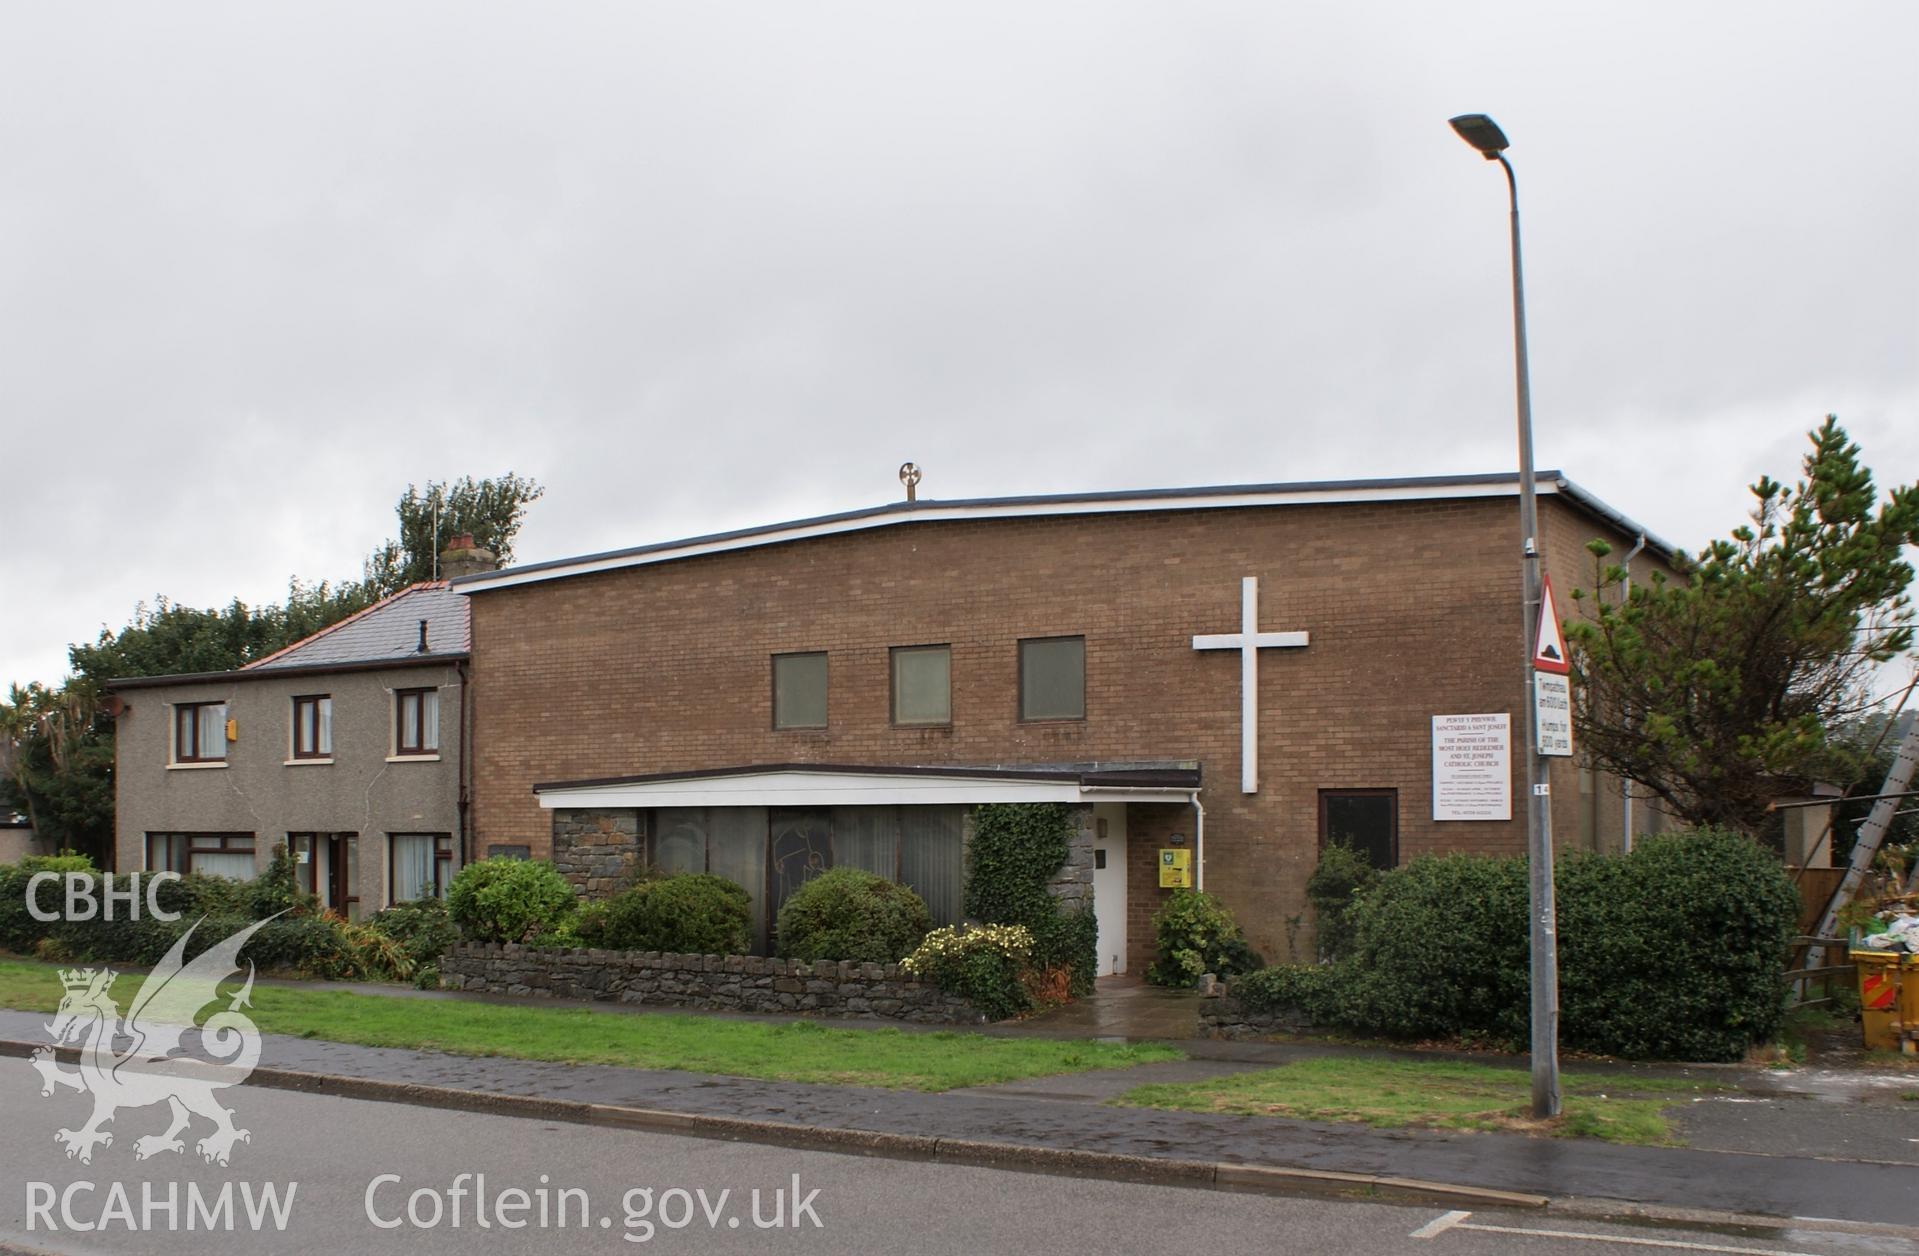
<box><xmin>242</xmin><ymin>582</ymin><xmax>471</xmax><ymax>672</ymax></box>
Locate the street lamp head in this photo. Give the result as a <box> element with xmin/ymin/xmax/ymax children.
<box><xmin>1449</xmin><ymin>113</ymin><xmax>1510</xmax><ymax>159</ymax></box>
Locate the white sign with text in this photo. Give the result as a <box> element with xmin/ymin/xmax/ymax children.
<box><xmin>1432</xmin><ymin>713</ymin><xmax>1512</xmax><ymax>821</ymax></box>
<box><xmin>1534</xmin><ymin>672</ymin><xmax>1574</xmax><ymax>757</ymax></box>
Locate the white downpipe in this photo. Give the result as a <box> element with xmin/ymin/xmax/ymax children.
<box><xmin>1618</xmin><ymin>532</ymin><xmax>1647</xmax><ymax>852</ymax></box>
<box><xmin>1192</xmin><ymin>792</ymin><xmax>1206</xmax><ymax>892</ymax></box>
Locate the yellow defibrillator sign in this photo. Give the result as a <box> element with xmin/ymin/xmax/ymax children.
<box><xmin>1158</xmin><ymin>848</ymin><xmax>1191</xmax><ymax>888</ymax></box>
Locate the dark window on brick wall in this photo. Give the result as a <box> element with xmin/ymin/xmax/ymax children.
<box><xmin>1318</xmin><ymin>789</ymin><xmax>1398</xmax><ymax>870</ymax></box>
<box><xmin>772</xmin><ymin>652</ymin><xmax>828</xmax><ymax>729</ymax></box>
<box><xmin>890</xmin><ymin>645</ymin><xmax>951</xmax><ymax>726</ymax></box>
<box><xmin>1018</xmin><ymin>635</ymin><xmax>1085</xmax><ymax>721</ymax></box>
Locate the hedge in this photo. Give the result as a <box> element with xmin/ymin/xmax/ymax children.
<box><xmin>0</xmin><ymin>854</ymin><xmax>425</xmax><ymax>981</ymax></box>
<box><xmin>1239</xmin><ymin>829</ymin><xmax>1799</xmax><ymax>1061</ymax></box>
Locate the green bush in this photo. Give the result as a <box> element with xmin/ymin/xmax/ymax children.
<box><xmin>1555</xmin><ymin>829</ymin><xmax>1797</xmax><ymax>1060</ymax></box>
<box><xmin>1304</xmin><ymin>829</ymin><xmax>1798</xmax><ymax>1061</ymax></box>
<box><xmin>446</xmin><ymin>858</ymin><xmax>577</xmax><ymax>944</ymax></box>
<box><xmin>1146</xmin><ymin>889</ymin><xmax>1264</xmax><ymax>987</ymax></box>
<box><xmin>1030</xmin><ymin>905</ymin><xmax>1100</xmax><ymax>998</ymax></box>
<box><xmin>1306</xmin><ymin>843</ymin><xmax>1379</xmax><ymax>961</ymax></box>
<box><xmin>901</xmin><ymin>923</ymin><xmax>1033</xmax><ymax>1020</ymax></box>
<box><xmin>366</xmin><ymin>898</ymin><xmax>460</xmax><ymax>985</ymax></box>
<box><xmin>247</xmin><ymin>843</ymin><xmax>319</xmax><ymax>919</ymax></box>
<box><xmin>1230</xmin><ymin>963</ymin><xmax>1343</xmax><ymax>1023</ymax></box>
<box><xmin>1338</xmin><ymin>852</ymin><xmax>1532</xmax><ymax>1045</ymax></box>
<box><xmin>963</xmin><ymin>803</ymin><xmax>1102</xmax><ymax>996</ymax></box>
<box><xmin>775</xmin><ymin>868</ymin><xmax>931</xmax><ymax>963</ymax></box>
<box><xmin>570</xmin><ymin>873</ymin><xmax>751</xmax><ymax>956</ymax></box>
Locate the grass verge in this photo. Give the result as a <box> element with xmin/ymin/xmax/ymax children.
<box><xmin>0</xmin><ymin>958</ymin><xmax>1177</xmax><ymax>1091</ymax></box>
<box><xmin>1113</xmin><ymin>1056</ymin><xmax>1724</xmax><ymax>1145</ymax></box>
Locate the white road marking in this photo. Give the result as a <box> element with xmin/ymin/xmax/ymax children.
<box><xmin>1410</xmin><ymin>1211</ymin><xmax>1472</xmax><ymax>1239</ymax></box>
<box><xmin>1409</xmin><ymin>1210</ymin><xmax>1837</xmax><ymax>1255</ymax></box>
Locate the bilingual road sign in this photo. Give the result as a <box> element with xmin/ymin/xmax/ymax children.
<box><xmin>1534</xmin><ymin>672</ymin><xmax>1574</xmax><ymax>757</ymax></box>
<box><xmin>1533</xmin><ymin>574</ymin><xmax>1570</xmax><ymax>674</ymax></box>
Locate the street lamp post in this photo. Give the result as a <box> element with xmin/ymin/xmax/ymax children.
<box><xmin>1449</xmin><ymin>112</ymin><xmax>1561</xmax><ymax>1120</ymax></box>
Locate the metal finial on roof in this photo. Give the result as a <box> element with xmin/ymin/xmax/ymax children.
<box><xmin>899</xmin><ymin>462</ymin><xmax>921</xmax><ymax>503</ymax></box>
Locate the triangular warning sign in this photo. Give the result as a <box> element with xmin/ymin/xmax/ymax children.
<box><xmin>1533</xmin><ymin>573</ymin><xmax>1571</xmax><ymax>674</ymax></box>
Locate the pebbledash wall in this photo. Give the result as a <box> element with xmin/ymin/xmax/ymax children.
<box><xmin>462</xmin><ymin>489</ymin><xmax>1672</xmax><ymax>970</ymax></box>
<box><xmin>440</xmin><ymin>944</ymin><xmax>983</xmax><ymax>1023</ymax></box>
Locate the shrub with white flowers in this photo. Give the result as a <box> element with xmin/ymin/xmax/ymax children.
<box><xmin>901</xmin><ymin>923</ymin><xmax>1036</xmax><ymax>1020</ymax></box>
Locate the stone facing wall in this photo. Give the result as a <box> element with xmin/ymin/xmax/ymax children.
<box><xmin>441</xmin><ymin>942</ymin><xmax>982</xmax><ymax>1024</ymax></box>
<box><xmin>1196</xmin><ymin>984</ymin><xmax>1308</xmax><ymax>1039</ymax></box>
<box><xmin>1044</xmin><ymin>803</ymin><xmax>1095</xmax><ymax>911</ymax></box>
<box><xmin>550</xmin><ymin>809</ymin><xmax>643</xmax><ymax>896</ymax></box>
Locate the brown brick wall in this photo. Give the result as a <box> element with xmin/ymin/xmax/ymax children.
<box><xmin>467</xmin><ymin>494</ymin><xmax>1666</xmax><ymax>964</ymax></box>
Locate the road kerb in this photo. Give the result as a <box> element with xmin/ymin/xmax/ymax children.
<box><xmin>4</xmin><ymin>1037</ymin><xmax>1540</xmax><ymax>1211</ymax></box>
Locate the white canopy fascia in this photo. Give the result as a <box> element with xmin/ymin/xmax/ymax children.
<box><xmin>535</xmin><ymin>768</ymin><xmax>1196</xmax><ymax>810</ymax></box>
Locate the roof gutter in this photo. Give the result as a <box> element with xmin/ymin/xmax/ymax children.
<box><xmin>1549</xmin><ymin>476</ymin><xmax>1680</xmax><ymax>561</ymax></box>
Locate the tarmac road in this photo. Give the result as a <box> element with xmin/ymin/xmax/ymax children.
<box><xmin>0</xmin><ymin>1062</ymin><xmax>1911</xmax><ymax>1256</ymax></box>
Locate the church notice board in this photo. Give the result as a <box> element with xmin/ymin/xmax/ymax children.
<box><xmin>1432</xmin><ymin>713</ymin><xmax>1512</xmax><ymax>821</ymax></box>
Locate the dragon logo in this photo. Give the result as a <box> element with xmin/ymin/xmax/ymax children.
<box><xmin>31</xmin><ymin>916</ymin><xmax>274</xmax><ymax>1166</ymax></box>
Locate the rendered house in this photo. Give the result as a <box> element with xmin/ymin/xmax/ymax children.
<box><xmin>453</xmin><ymin>472</ymin><xmax>1678</xmax><ymax>971</ymax></box>
<box><xmin>108</xmin><ymin>564</ymin><xmax>482</xmax><ymax>916</ymax></box>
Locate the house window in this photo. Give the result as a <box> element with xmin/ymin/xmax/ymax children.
<box><xmin>890</xmin><ymin>645</ymin><xmax>951</xmax><ymax>726</ymax></box>
<box><xmin>1019</xmin><ymin>635</ymin><xmax>1085</xmax><ymax>721</ymax></box>
<box><xmin>146</xmin><ymin>833</ymin><xmax>187</xmax><ymax>873</ymax></box>
<box><xmin>1318</xmin><ymin>789</ymin><xmax>1399</xmax><ymax>870</ymax></box>
<box><xmin>173</xmin><ymin>702</ymin><xmax>228</xmax><ymax>763</ymax></box>
<box><xmin>394</xmin><ymin>688</ymin><xmax>440</xmax><ymax>755</ymax></box>
<box><xmin>292</xmin><ymin>695</ymin><xmax>332</xmax><ymax>759</ymax></box>
<box><xmin>148</xmin><ymin>832</ymin><xmax>256</xmax><ymax>879</ymax></box>
<box><xmin>772</xmin><ymin>652</ymin><xmax>828</xmax><ymax>729</ymax></box>
<box><xmin>389</xmin><ymin>833</ymin><xmax>455</xmax><ymax>902</ymax></box>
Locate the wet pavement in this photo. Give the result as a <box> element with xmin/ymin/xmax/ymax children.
<box><xmin>3</xmin><ymin>1005</ymin><xmax>1913</xmax><ymax>1228</ymax></box>
<box><xmin>1011</xmin><ymin>975</ymin><xmax>1201</xmax><ymax>1039</ymax></box>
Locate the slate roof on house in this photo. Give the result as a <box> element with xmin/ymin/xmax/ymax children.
<box><xmin>242</xmin><ymin>582</ymin><xmax>470</xmax><ymax>672</ymax></box>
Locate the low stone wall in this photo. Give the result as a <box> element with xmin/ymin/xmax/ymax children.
<box><xmin>1197</xmin><ymin>986</ymin><xmax>1309</xmax><ymax>1039</ymax></box>
<box><xmin>441</xmin><ymin>942</ymin><xmax>983</xmax><ymax>1024</ymax></box>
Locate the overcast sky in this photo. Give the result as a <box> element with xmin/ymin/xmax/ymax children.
<box><xmin>2</xmin><ymin>2</ymin><xmax>1913</xmax><ymax>690</ymax></box>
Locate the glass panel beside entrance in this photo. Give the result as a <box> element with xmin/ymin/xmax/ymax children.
<box><xmin>635</xmin><ymin>804</ymin><xmax>967</xmax><ymax>955</ymax></box>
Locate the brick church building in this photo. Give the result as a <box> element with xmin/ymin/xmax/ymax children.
<box><xmin>456</xmin><ymin>472</ymin><xmax>1674</xmax><ymax>973</ymax></box>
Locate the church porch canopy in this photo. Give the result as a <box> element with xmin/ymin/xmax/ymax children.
<box><xmin>531</xmin><ymin>762</ymin><xmax>1201</xmax><ymax>810</ymax></box>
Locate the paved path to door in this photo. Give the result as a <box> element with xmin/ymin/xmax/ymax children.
<box><xmin>1004</xmin><ymin>974</ymin><xmax>1201</xmax><ymax>1040</ymax></box>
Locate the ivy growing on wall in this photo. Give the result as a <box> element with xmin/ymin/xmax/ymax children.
<box><xmin>964</xmin><ymin>803</ymin><xmax>1098</xmax><ymax>998</ymax></box>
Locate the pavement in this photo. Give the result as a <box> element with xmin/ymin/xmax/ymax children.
<box><xmin>2</xmin><ymin>995</ymin><xmax>1913</xmax><ymax>1231</ymax></box>
<box><xmin>6</xmin><ymin>1072</ymin><xmax>1909</xmax><ymax>1256</ymax></box>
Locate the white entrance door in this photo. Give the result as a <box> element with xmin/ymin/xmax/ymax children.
<box><xmin>1091</xmin><ymin>803</ymin><xmax>1129</xmax><ymax>976</ymax></box>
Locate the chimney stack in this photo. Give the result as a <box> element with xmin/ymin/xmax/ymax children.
<box><xmin>438</xmin><ymin>532</ymin><xmax>499</xmax><ymax>580</ymax></box>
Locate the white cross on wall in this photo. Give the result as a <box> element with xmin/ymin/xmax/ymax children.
<box><xmin>1192</xmin><ymin>576</ymin><xmax>1309</xmax><ymax>794</ymax></box>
